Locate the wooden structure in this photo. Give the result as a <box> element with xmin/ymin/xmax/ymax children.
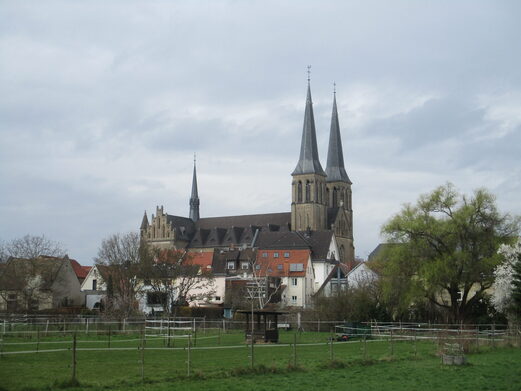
<box><xmin>237</xmin><ymin>309</ymin><xmax>287</xmax><ymax>343</ymax></box>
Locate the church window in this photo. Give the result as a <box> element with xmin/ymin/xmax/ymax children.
<box><xmin>326</xmin><ymin>188</ymin><xmax>330</xmax><ymax>206</ymax></box>
<box><xmin>340</xmin><ymin>191</ymin><xmax>345</xmax><ymax>206</ymax></box>
<box><xmin>339</xmin><ymin>245</ymin><xmax>345</xmax><ymax>260</ymax></box>
<box><xmin>305</xmin><ymin>181</ymin><xmax>311</xmax><ymax>202</ymax></box>
<box><xmin>332</xmin><ymin>187</ymin><xmax>338</xmax><ymax>207</ymax></box>
<box><xmin>297</xmin><ymin>181</ymin><xmax>303</xmax><ymax>203</ymax></box>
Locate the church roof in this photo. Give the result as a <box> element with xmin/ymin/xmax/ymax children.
<box><xmin>325</xmin><ymin>94</ymin><xmax>351</xmax><ymax>183</ymax></box>
<box><xmin>255</xmin><ymin>230</ymin><xmax>334</xmax><ymax>261</ymax></box>
<box><xmin>292</xmin><ymin>84</ymin><xmax>326</xmax><ymax>177</ymax></box>
<box><xmin>196</xmin><ymin>212</ymin><xmax>291</xmax><ymax>231</ymax></box>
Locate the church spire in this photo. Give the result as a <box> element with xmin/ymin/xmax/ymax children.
<box><xmin>292</xmin><ymin>69</ymin><xmax>326</xmax><ymax>177</ymax></box>
<box><xmin>326</xmin><ymin>89</ymin><xmax>351</xmax><ymax>184</ymax></box>
<box><xmin>189</xmin><ymin>154</ymin><xmax>200</xmax><ymax>222</ymax></box>
<box><xmin>140</xmin><ymin>210</ymin><xmax>149</xmax><ymax>230</ymax></box>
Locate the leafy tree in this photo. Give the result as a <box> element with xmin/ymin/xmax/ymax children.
<box><xmin>379</xmin><ymin>183</ymin><xmax>519</xmax><ymax>323</ymax></box>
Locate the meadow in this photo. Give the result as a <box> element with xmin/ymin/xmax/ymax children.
<box><xmin>1</xmin><ymin>327</ymin><xmax>519</xmax><ymax>391</ymax></box>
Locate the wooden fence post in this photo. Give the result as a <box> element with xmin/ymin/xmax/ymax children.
<box><xmin>187</xmin><ymin>335</ymin><xmax>191</xmax><ymax>377</ymax></box>
<box><xmin>364</xmin><ymin>335</ymin><xmax>367</xmax><ymax>361</ymax></box>
<box><xmin>293</xmin><ymin>332</ymin><xmax>297</xmax><ymax>366</ymax></box>
<box><xmin>329</xmin><ymin>328</ymin><xmax>334</xmax><ymax>361</ymax></box>
<box><xmin>71</xmin><ymin>333</ymin><xmax>77</xmax><ymax>383</ymax></box>
<box><xmin>140</xmin><ymin>336</ymin><xmax>145</xmax><ymax>382</ymax></box>
<box><xmin>390</xmin><ymin>328</ymin><xmax>394</xmax><ymax>358</ymax></box>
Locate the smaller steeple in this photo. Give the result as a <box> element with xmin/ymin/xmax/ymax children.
<box><xmin>140</xmin><ymin>210</ymin><xmax>149</xmax><ymax>229</ymax></box>
<box><xmin>326</xmin><ymin>87</ymin><xmax>351</xmax><ymax>184</ymax></box>
<box><xmin>189</xmin><ymin>154</ymin><xmax>200</xmax><ymax>222</ymax></box>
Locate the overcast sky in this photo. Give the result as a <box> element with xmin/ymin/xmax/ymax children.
<box><xmin>1</xmin><ymin>1</ymin><xmax>520</xmax><ymax>264</ymax></box>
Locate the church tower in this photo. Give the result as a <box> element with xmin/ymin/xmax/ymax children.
<box><xmin>189</xmin><ymin>157</ymin><xmax>200</xmax><ymax>222</ymax></box>
<box><xmin>325</xmin><ymin>89</ymin><xmax>354</xmax><ymax>262</ymax></box>
<box><xmin>291</xmin><ymin>78</ymin><xmax>328</xmax><ymax>231</ymax></box>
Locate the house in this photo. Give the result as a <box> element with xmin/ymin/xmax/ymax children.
<box><xmin>69</xmin><ymin>258</ymin><xmax>91</xmax><ymax>285</ymax></box>
<box><xmin>255</xmin><ymin>248</ymin><xmax>315</xmax><ymax>308</ymax></box>
<box><xmin>0</xmin><ymin>255</ymin><xmax>84</xmax><ymax>312</ymax></box>
<box><xmin>81</xmin><ymin>264</ymin><xmax>113</xmax><ymax>310</ymax></box>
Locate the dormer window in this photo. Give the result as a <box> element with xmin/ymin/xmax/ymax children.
<box><xmin>241</xmin><ymin>262</ymin><xmax>249</xmax><ymax>270</ymax></box>
<box><xmin>227</xmin><ymin>261</ymin><xmax>235</xmax><ymax>270</ymax></box>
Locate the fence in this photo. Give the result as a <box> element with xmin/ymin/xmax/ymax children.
<box><xmin>1</xmin><ymin>319</ymin><xmax>519</xmax><ymax>389</ymax></box>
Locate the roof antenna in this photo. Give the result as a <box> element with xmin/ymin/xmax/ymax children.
<box><xmin>307</xmin><ymin>65</ymin><xmax>312</xmax><ymax>85</ymax></box>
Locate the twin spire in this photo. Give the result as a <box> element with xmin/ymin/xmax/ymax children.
<box><xmin>292</xmin><ymin>77</ymin><xmax>350</xmax><ymax>184</ymax></box>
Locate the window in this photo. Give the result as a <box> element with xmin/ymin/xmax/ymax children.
<box><xmin>289</xmin><ymin>263</ymin><xmax>304</xmax><ymax>272</ymax></box>
<box><xmin>273</xmin><ymin>252</ymin><xmax>279</xmax><ymax>258</ymax></box>
<box><xmin>277</xmin><ymin>264</ymin><xmax>283</xmax><ymax>270</ymax></box>
<box><xmin>284</xmin><ymin>252</ymin><xmax>290</xmax><ymax>258</ymax></box>
<box><xmin>291</xmin><ymin>278</ymin><xmax>298</xmax><ymax>286</ymax></box>
<box><xmin>147</xmin><ymin>292</ymin><xmax>167</xmax><ymax>305</ymax></box>
<box><xmin>291</xmin><ymin>295</ymin><xmax>298</xmax><ymax>304</ymax></box>
<box><xmin>305</xmin><ymin>181</ymin><xmax>311</xmax><ymax>202</ymax></box>
<box><xmin>227</xmin><ymin>261</ymin><xmax>235</xmax><ymax>270</ymax></box>
<box><xmin>262</xmin><ymin>252</ymin><xmax>268</xmax><ymax>258</ymax></box>
<box><xmin>241</xmin><ymin>262</ymin><xmax>249</xmax><ymax>270</ymax></box>
<box><xmin>92</xmin><ymin>279</ymin><xmax>97</xmax><ymax>291</ymax></box>
<box><xmin>297</xmin><ymin>181</ymin><xmax>302</xmax><ymax>203</ymax></box>
<box><xmin>215</xmin><ymin>296</ymin><xmax>221</xmax><ymax>301</ymax></box>
<box><xmin>255</xmin><ymin>264</ymin><xmax>261</xmax><ymax>270</ymax></box>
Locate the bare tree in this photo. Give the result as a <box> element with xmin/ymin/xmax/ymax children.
<box><xmin>142</xmin><ymin>248</ymin><xmax>214</xmax><ymax>315</ymax></box>
<box><xmin>248</xmin><ymin>256</ymin><xmax>283</xmax><ymax>309</ymax></box>
<box><xmin>0</xmin><ymin>235</ymin><xmax>66</xmax><ymax>262</ymax></box>
<box><xmin>94</xmin><ymin>232</ymin><xmax>143</xmax><ymax>316</ymax></box>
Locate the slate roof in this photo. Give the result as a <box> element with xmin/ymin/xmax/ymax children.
<box><xmin>255</xmin><ymin>230</ymin><xmax>334</xmax><ymax>262</ymax></box>
<box><xmin>188</xmin><ymin>213</ymin><xmax>291</xmax><ymax>248</ymax></box>
<box><xmin>211</xmin><ymin>248</ymin><xmax>257</xmax><ymax>275</ymax></box>
<box><xmin>325</xmin><ymin>94</ymin><xmax>351</xmax><ymax>183</ymax></box>
<box><xmin>292</xmin><ymin>84</ymin><xmax>326</xmax><ymax>176</ymax></box>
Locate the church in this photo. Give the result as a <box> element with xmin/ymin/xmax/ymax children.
<box><xmin>139</xmin><ymin>79</ymin><xmax>354</xmax><ymax>265</ymax></box>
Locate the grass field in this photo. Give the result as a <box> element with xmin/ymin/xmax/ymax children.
<box><xmin>1</xmin><ymin>330</ymin><xmax>519</xmax><ymax>391</ymax></box>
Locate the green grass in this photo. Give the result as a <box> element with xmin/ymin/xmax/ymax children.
<box><xmin>1</xmin><ymin>330</ymin><xmax>519</xmax><ymax>391</ymax></box>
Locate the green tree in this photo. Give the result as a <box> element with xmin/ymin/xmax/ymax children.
<box><xmin>379</xmin><ymin>183</ymin><xmax>519</xmax><ymax>323</ymax></box>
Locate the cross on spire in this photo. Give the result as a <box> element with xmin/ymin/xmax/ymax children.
<box><xmin>307</xmin><ymin>65</ymin><xmax>311</xmax><ymax>84</ymax></box>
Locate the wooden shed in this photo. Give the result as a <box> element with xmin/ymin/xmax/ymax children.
<box><xmin>237</xmin><ymin>309</ymin><xmax>288</xmax><ymax>343</ymax></box>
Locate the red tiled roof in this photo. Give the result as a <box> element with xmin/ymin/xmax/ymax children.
<box><xmin>189</xmin><ymin>251</ymin><xmax>214</xmax><ymax>269</ymax></box>
<box><xmin>255</xmin><ymin>249</ymin><xmax>310</xmax><ymax>277</ymax></box>
<box><xmin>69</xmin><ymin>259</ymin><xmax>90</xmax><ymax>279</ymax></box>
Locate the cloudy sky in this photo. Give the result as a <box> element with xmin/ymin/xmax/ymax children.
<box><xmin>1</xmin><ymin>1</ymin><xmax>520</xmax><ymax>264</ymax></box>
